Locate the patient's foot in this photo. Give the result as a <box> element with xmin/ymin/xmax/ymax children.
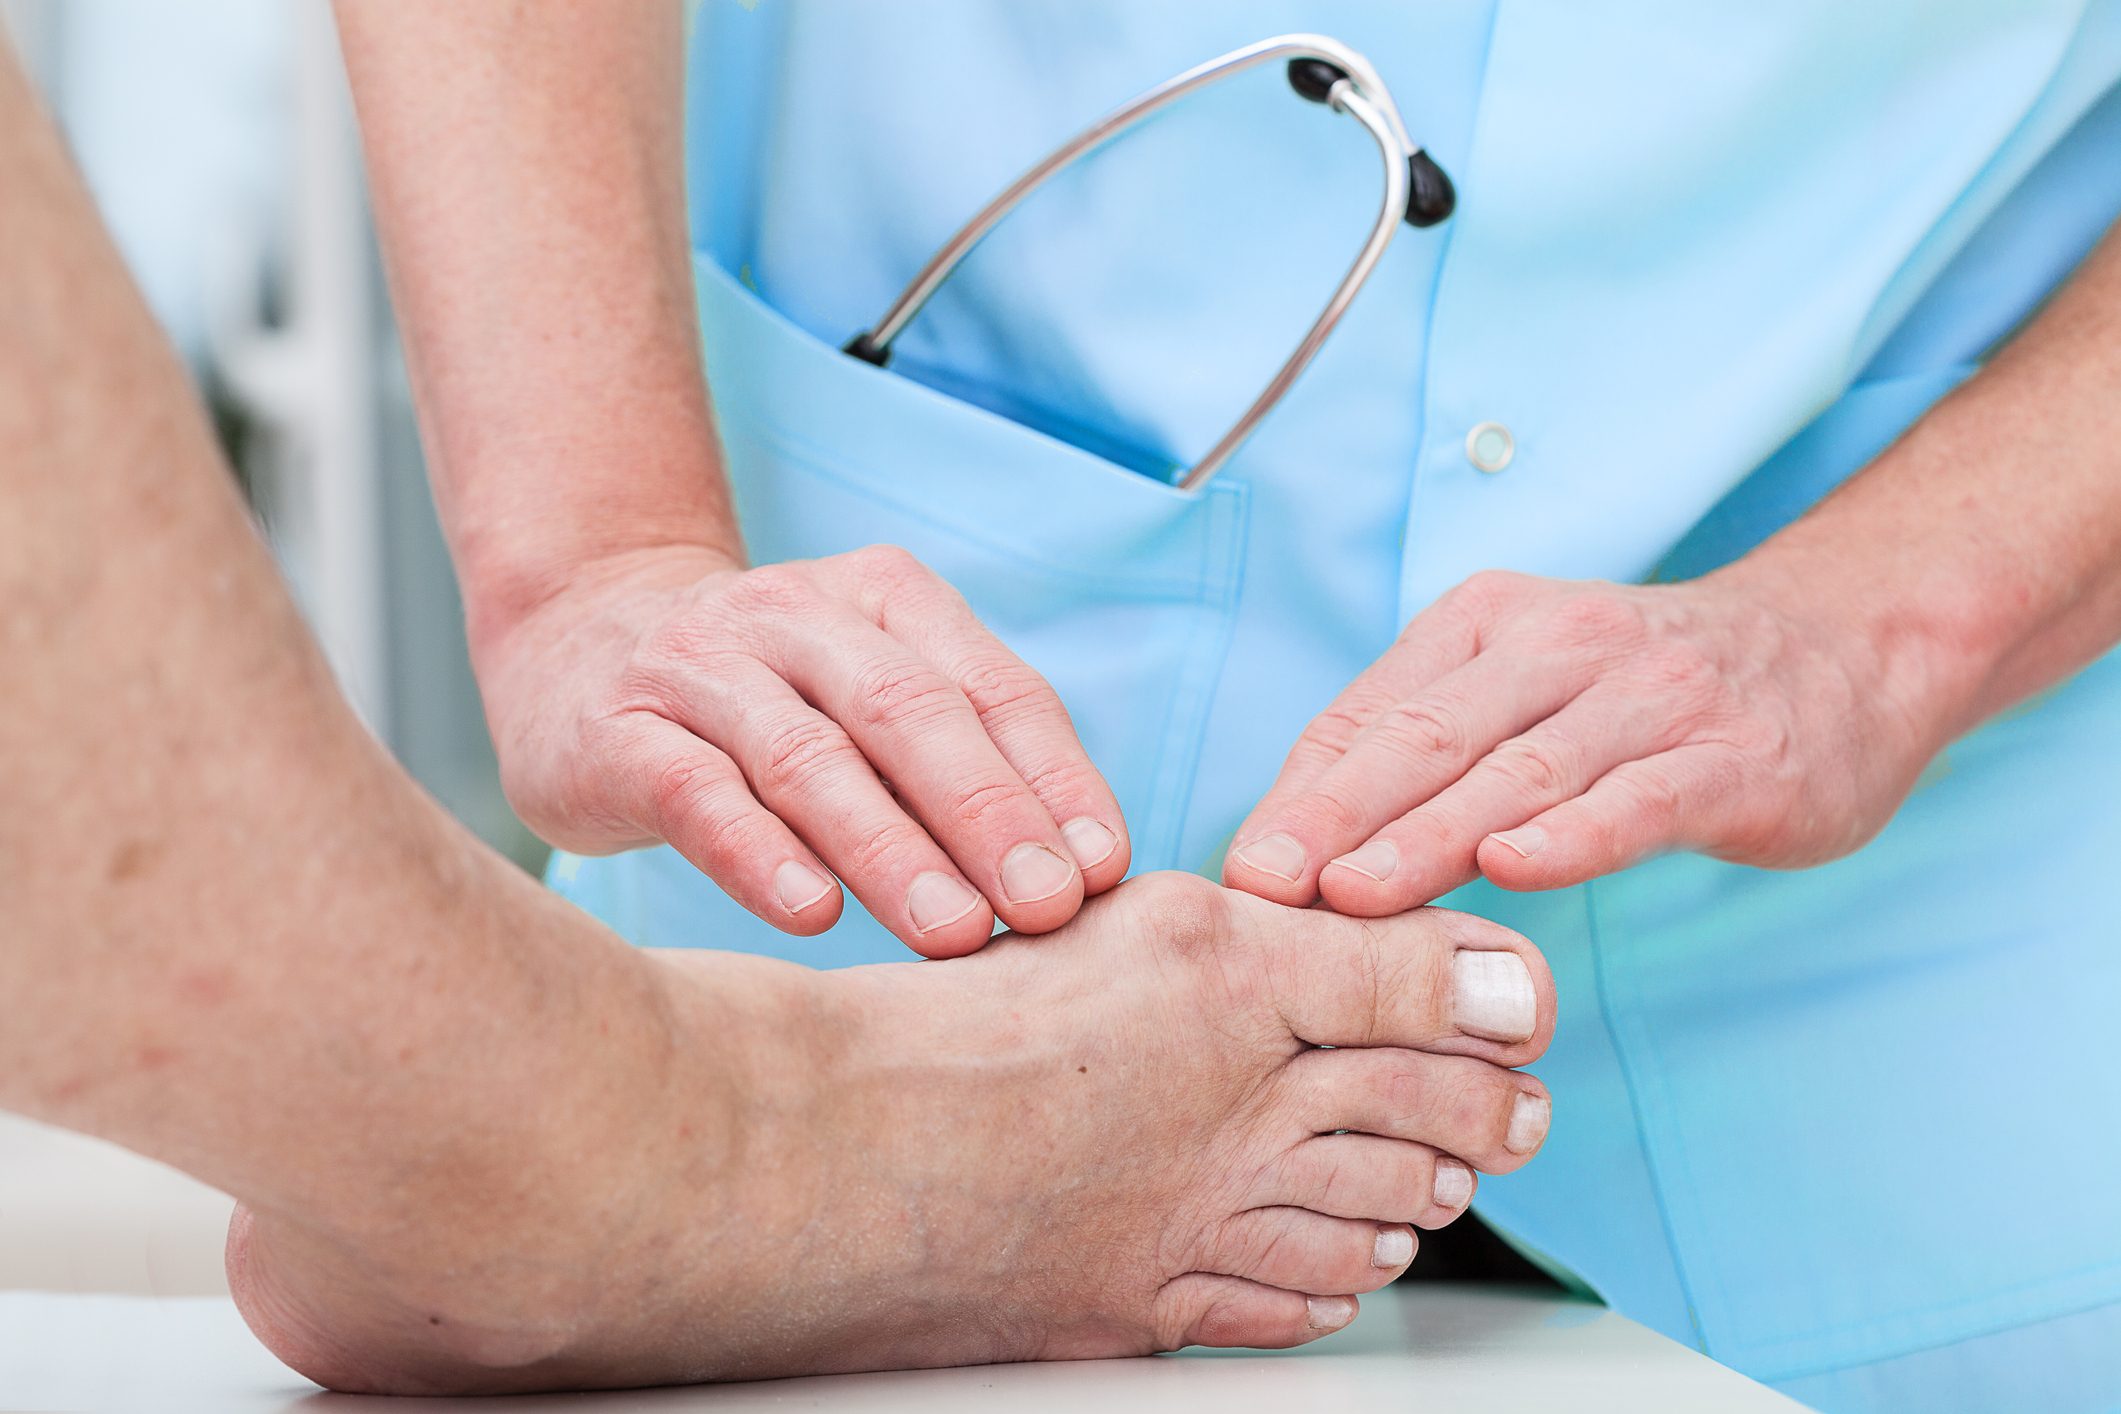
<box><xmin>229</xmin><ymin>873</ymin><xmax>1553</xmax><ymax>1392</ymax></box>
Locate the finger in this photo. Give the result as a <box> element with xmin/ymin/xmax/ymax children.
<box><xmin>1238</xmin><ymin>893</ymin><xmax>1555</xmax><ymax>1067</ymax></box>
<box><xmin>767</xmin><ymin>616</ymin><xmax>1086</xmax><ymax>934</ymax></box>
<box><xmin>1264</xmin><ymin>1134</ymin><xmax>1476</xmax><ymax>1229</ymax></box>
<box><xmin>870</xmin><ymin>572</ymin><xmax>1130</xmax><ymax>893</ymax></box>
<box><xmin>1201</xmin><ymin>1208</ymin><xmax>1415</xmax><ymax>1295</ymax></box>
<box><xmin>1284</xmin><ymin>1047</ymin><xmax>1553</xmax><ymax>1175</ymax></box>
<box><xmin>1154</xmin><ymin>1274</ymin><xmax>1358</xmax><ymax>1351</ymax></box>
<box><xmin>1227</xmin><ymin>584</ymin><xmax>1492</xmax><ymax>839</ymax></box>
<box><xmin>1477</xmin><ymin>745</ymin><xmax>1732</xmax><ymax>891</ymax></box>
<box><xmin>1318</xmin><ymin>686</ymin><xmax>1663</xmax><ymax>914</ymax></box>
<box><xmin>1225</xmin><ymin>652</ymin><xmax>1580</xmax><ymax>908</ymax></box>
<box><xmin>616</xmin><ymin>714</ymin><xmax>843</xmax><ymax>936</ymax></box>
<box><xmin>684</xmin><ymin>672</ymin><xmax>998</xmax><ymax>957</ymax></box>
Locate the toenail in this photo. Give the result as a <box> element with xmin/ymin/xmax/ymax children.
<box><xmin>1489</xmin><ymin>824</ymin><xmax>1547</xmax><ymax>859</ymax></box>
<box><xmin>1060</xmin><ymin>817</ymin><xmax>1118</xmax><ymax>869</ymax></box>
<box><xmin>1433</xmin><ymin>1157</ymin><xmax>1474</xmax><ymax>1210</ymax></box>
<box><xmin>1233</xmin><ymin>833</ymin><xmax>1306</xmax><ymax>881</ymax></box>
<box><xmin>1372</xmin><ymin>1227</ymin><xmax>1414</xmax><ymax>1269</ymax></box>
<box><xmin>773</xmin><ymin>860</ymin><xmax>834</xmax><ymax>914</ymax></box>
<box><xmin>907</xmin><ymin>871</ymin><xmax>981</xmax><ymax>933</ymax></box>
<box><xmin>1306</xmin><ymin>1295</ymin><xmax>1356</xmax><ymax>1332</ymax></box>
<box><xmin>1328</xmin><ymin>839</ymin><xmax>1398</xmax><ymax>882</ymax></box>
<box><xmin>1452</xmin><ymin>950</ymin><xmax>1537</xmax><ymax>1042</ymax></box>
<box><xmin>1506</xmin><ymin>1092</ymin><xmax>1551</xmax><ymax>1154</ymax></box>
<box><xmin>1000</xmin><ymin>842</ymin><xmax>1076</xmax><ymax>905</ymax></box>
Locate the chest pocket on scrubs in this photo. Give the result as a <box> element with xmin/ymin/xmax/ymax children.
<box><xmin>694</xmin><ymin>252</ymin><xmax>1249</xmax><ymax>958</ymax></box>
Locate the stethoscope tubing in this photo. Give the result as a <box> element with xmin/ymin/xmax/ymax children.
<box><xmin>844</xmin><ymin>34</ymin><xmax>1448</xmax><ymax>492</ymax></box>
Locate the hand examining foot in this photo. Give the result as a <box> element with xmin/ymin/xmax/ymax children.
<box><xmin>229</xmin><ymin>873</ymin><xmax>1555</xmax><ymax>1392</ymax></box>
<box><xmin>1225</xmin><ymin>564</ymin><xmax>1954</xmax><ymax>912</ymax></box>
<box><xmin>334</xmin><ymin>4</ymin><xmax>1125</xmax><ymax>960</ymax></box>
<box><xmin>475</xmin><ymin>540</ymin><xmax>1129</xmax><ymax>956</ymax></box>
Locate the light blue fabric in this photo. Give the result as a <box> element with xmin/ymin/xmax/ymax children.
<box><xmin>550</xmin><ymin>5</ymin><xmax>2121</xmax><ymax>1408</ymax></box>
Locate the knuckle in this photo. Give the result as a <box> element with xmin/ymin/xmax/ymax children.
<box><xmin>645</xmin><ymin>754</ymin><xmax>732</xmax><ymax>835</ymax></box>
<box><xmin>1543</xmin><ymin>588</ymin><xmax>1645</xmax><ymax>649</ymax></box>
<box><xmin>1614</xmin><ymin>762</ymin><xmax>1686</xmax><ymax>826</ymax></box>
<box><xmin>1285</xmin><ymin>784</ymin><xmax>1370</xmax><ymax>841</ymax></box>
<box><xmin>944</xmin><ymin>776</ymin><xmax>1032</xmax><ymax>836</ymax></box>
<box><xmin>723</xmin><ymin>561</ymin><xmax>816</xmax><ymax>618</ymax></box>
<box><xmin>840</xmin><ymin>817</ymin><xmax>934</xmax><ymax>880</ymax></box>
<box><xmin>1377</xmin><ymin>697</ymin><xmax>1473</xmax><ymax>762</ymax></box>
<box><xmin>1484</xmin><ymin>736</ymin><xmax>1571</xmax><ymax>796</ymax></box>
<box><xmin>1452</xmin><ymin>568</ymin><xmax>1530</xmax><ymax>614</ymax></box>
<box><xmin>758</xmin><ymin>714</ymin><xmax>861</xmax><ymax>793</ymax></box>
<box><xmin>847</xmin><ymin>659</ymin><xmax>964</xmax><ymax>735</ymax></box>
<box><xmin>842</xmin><ymin>544</ymin><xmax>934</xmax><ymax>606</ymax></box>
<box><xmin>1301</xmin><ymin>696</ymin><xmax>1386</xmax><ymax>757</ymax></box>
<box><xmin>956</xmin><ymin>654</ymin><xmax>1062</xmax><ymax>722</ymax></box>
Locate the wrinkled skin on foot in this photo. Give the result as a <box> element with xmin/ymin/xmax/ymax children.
<box><xmin>229</xmin><ymin>873</ymin><xmax>1555</xmax><ymax>1393</ymax></box>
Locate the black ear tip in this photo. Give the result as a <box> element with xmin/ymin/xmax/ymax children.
<box><xmin>1286</xmin><ymin>57</ymin><xmax>1350</xmax><ymax>104</ymax></box>
<box><xmin>1405</xmin><ymin>150</ymin><xmax>1456</xmax><ymax>226</ymax></box>
<box><xmin>842</xmin><ymin>331</ymin><xmax>891</xmax><ymax>366</ymax></box>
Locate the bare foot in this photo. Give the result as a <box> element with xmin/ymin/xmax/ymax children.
<box><xmin>228</xmin><ymin>873</ymin><xmax>1553</xmax><ymax>1392</ymax></box>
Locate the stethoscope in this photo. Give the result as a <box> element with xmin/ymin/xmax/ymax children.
<box><xmin>843</xmin><ymin>35</ymin><xmax>1454</xmax><ymax>492</ymax></box>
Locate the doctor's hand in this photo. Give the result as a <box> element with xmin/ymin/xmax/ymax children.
<box><xmin>1224</xmin><ymin>566</ymin><xmax>1951</xmax><ymax>912</ymax></box>
<box><xmin>475</xmin><ymin>543</ymin><xmax>1129</xmax><ymax>957</ymax></box>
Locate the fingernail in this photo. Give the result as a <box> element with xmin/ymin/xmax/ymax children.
<box><xmin>1306</xmin><ymin>1294</ymin><xmax>1356</xmax><ymax>1332</ymax></box>
<box><xmin>1328</xmin><ymin>839</ymin><xmax>1398</xmax><ymax>882</ymax></box>
<box><xmin>907</xmin><ymin>871</ymin><xmax>981</xmax><ymax>934</ymax></box>
<box><xmin>1233</xmin><ymin>832</ymin><xmax>1306</xmax><ymax>882</ymax></box>
<box><xmin>1489</xmin><ymin>825</ymin><xmax>1547</xmax><ymax>860</ymax></box>
<box><xmin>1000</xmin><ymin>842</ymin><xmax>1077</xmax><ymax>904</ymax></box>
<box><xmin>773</xmin><ymin>860</ymin><xmax>834</xmax><ymax>914</ymax></box>
<box><xmin>1451</xmin><ymin>950</ymin><xmax>1537</xmax><ymax>1043</ymax></box>
<box><xmin>1433</xmin><ymin>1157</ymin><xmax>1473</xmax><ymax>1210</ymax></box>
<box><xmin>1372</xmin><ymin>1227</ymin><xmax>1414</xmax><ymax>1269</ymax></box>
<box><xmin>1506</xmin><ymin>1092</ymin><xmax>1551</xmax><ymax>1154</ymax></box>
<box><xmin>1060</xmin><ymin>816</ymin><xmax>1118</xmax><ymax>869</ymax></box>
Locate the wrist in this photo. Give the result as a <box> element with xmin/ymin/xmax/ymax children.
<box><xmin>461</xmin><ymin>535</ymin><xmax>744</xmax><ymax>677</ymax></box>
<box><xmin>1706</xmin><ymin>524</ymin><xmax>2001</xmax><ymax>756</ymax></box>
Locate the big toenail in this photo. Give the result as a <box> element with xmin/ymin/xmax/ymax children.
<box><xmin>1306</xmin><ymin>1295</ymin><xmax>1356</xmax><ymax>1331</ymax></box>
<box><xmin>907</xmin><ymin>872</ymin><xmax>981</xmax><ymax>933</ymax></box>
<box><xmin>1452</xmin><ymin>950</ymin><xmax>1537</xmax><ymax>1042</ymax></box>
<box><xmin>1000</xmin><ymin>842</ymin><xmax>1076</xmax><ymax>905</ymax></box>
<box><xmin>1433</xmin><ymin>1157</ymin><xmax>1473</xmax><ymax>1210</ymax></box>
<box><xmin>1372</xmin><ymin>1228</ymin><xmax>1414</xmax><ymax>1268</ymax></box>
<box><xmin>1233</xmin><ymin>833</ymin><xmax>1306</xmax><ymax>881</ymax></box>
<box><xmin>1506</xmin><ymin>1092</ymin><xmax>1551</xmax><ymax>1154</ymax></box>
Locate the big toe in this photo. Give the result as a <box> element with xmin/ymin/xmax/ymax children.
<box><xmin>1253</xmin><ymin>900</ymin><xmax>1557</xmax><ymax>1066</ymax></box>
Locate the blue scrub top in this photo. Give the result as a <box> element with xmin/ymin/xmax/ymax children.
<box><xmin>551</xmin><ymin>4</ymin><xmax>2121</xmax><ymax>1407</ymax></box>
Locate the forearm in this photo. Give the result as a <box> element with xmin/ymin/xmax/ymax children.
<box><xmin>1720</xmin><ymin>221</ymin><xmax>2121</xmax><ymax>742</ymax></box>
<box><xmin>333</xmin><ymin>0</ymin><xmax>737</xmax><ymax>658</ymax></box>
<box><xmin>0</xmin><ymin>46</ymin><xmax>723</xmax><ymax>1248</ymax></box>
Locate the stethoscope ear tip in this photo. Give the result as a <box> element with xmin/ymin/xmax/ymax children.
<box><xmin>1286</xmin><ymin>58</ymin><xmax>1455</xmax><ymax>227</ymax></box>
<box><xmin>1405</xmin><ymin>150</ymin><xmax>1456</xmax><ymax>226</ymax></box>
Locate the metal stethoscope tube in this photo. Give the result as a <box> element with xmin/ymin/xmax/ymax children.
<box><xmin>843</xmin><ymin>34</ymin><xmax>1454</xmax><ymax>492</ymax></box>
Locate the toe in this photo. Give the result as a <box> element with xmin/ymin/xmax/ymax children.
<box><xmin>1251</xmin><ymin>901</ymin><xmax>1556</xmax><ymax>1067</ymax></box>
<box><xmin>1263</xmin><ymin>1134</ymin><xmax>1477</xmax><ymax>1228</ymax></box>
<box><xmin>1155</xmin><ymin>1274</ymin><xmax>1358</xmax><ymax>1351</ymax></box>
<box><xmin>1199</xmin><ymin>1207</ymin><xmax>1416</xmax><ymax>1295</ymax></box>
<box><xmin>1285</xmin><ymin>1047</ymin><xmax>1553</xmax><ymax>1174</ymax></box>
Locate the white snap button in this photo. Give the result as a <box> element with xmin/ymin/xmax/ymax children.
<box><xmin>1466</xmin><ymin>421</ymin><xmax>1514</xmax><ymax>474</ymax></box>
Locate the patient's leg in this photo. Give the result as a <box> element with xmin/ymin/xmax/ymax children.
<box><xmin>230</xmin><ymin>871</ymin><xmax>1553</xmax><ymax>1389</ymax></box>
